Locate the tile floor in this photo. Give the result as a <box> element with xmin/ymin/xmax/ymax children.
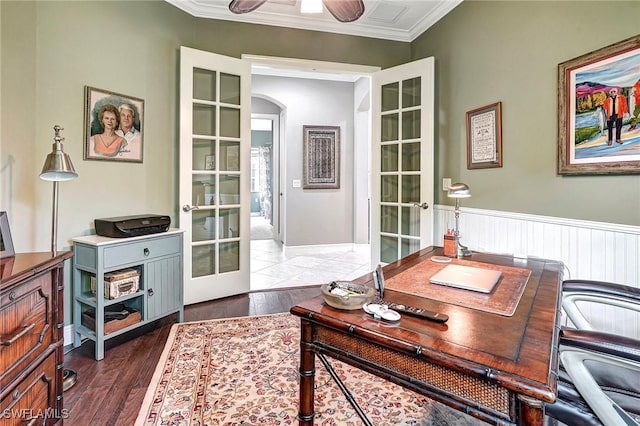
<box><xmin>250</xmin><ymin>239</ymin><xmax>371</xmax><ymax>291</ymax></box>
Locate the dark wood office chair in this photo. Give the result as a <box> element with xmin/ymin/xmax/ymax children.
<box><xmin>545</xmin><ymin>280</ymin><xmax>640</xmax><ymax>426</ymax></box>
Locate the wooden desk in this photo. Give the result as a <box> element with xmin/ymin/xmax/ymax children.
<box><xmin>290</xmin><ymin>247</ymin><xmax>563</xmax><ymax>425</ymax></box>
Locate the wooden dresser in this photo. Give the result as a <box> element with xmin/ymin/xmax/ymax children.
<box><xmin>0</xmin><ymin>251</ymin><xmax>72</xmax><ymax>425</ymax></box>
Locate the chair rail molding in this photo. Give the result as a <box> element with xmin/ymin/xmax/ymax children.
<box><xmin>434</xmin><ymin>204</ymin><xmax>640</xmax><ymax>338</ymax></box>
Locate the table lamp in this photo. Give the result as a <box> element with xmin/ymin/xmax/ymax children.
<box><xmin>447</xmin><ymin>182</ymin><xmax>471</xmax><ymax>258</ymax></box>
<box><xmin>39</xmin><ymin>125</ymin><xmax>78</xmax><ymax>391</ymax></box>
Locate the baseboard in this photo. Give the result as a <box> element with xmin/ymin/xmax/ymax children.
<box><xmin>64</xmin><ymin>324</ymin><xmax>74</xmax><ymax>348</ymax></box>
<box><xmin>282</xmin><ymin>242</ymin><xmax>367</xmax><ymax>255</ymax></box>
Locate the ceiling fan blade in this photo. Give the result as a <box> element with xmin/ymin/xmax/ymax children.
<box><xmin>322</xmin><ymin>0</ymin><xmax>365</xmax><ymax>23</ymax></box>
<box><xmin>229</xmin><ymin>0</ymin><xmax>269</xmax><ymax>14</ymax></box>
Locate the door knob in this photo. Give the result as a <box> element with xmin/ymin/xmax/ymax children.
<box><xmin>412</xmin><ymin>202</ymin><xmax>429</xmax><ymax>210</ymax></box>
<box><xmin>182</xmin><ymin>204</ymin><xmax>200</xmax><ymax>212</ymax></box>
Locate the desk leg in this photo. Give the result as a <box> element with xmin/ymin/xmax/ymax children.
<box><xmin>517</xmin><ymin>395</ymin><xmax>545</xmax><ymax>426</ymax></box>
<box><xmin>298</xmin><ymin>319</ymin><xmax>315</xmax><ymax>425</ymax></box>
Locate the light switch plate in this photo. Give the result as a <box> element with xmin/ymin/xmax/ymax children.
<box><xmin>443</xmin><ymin>178</ymin><xmax>451</xmax><ymax>191</ymax></box>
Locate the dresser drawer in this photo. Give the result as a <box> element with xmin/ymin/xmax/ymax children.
<box><xmin>0</xmin><ymin>272</ymin><xmax>55</xmax><ymax>390</ymax></box>
<box><xmin>103</xmin><ymin>235</ymin><xmax>181</xmax><ymax>269</ymax></box>
<box><xmin>0</xmin><ymin>352</ymin><xmax>61</xmax><ymax>426</ymax></box>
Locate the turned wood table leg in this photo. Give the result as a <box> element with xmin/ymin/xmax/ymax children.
<box><xmin>298</xmin><ymin>319</ymin><xmax>315</xmax><ymax>425</ymax></box>
<box><xmin>517</xmin><ymin>395</ymin><xmax>545</xmax><ymax>426</ymax></box>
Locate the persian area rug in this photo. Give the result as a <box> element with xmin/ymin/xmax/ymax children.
<box><xmin>135</xmin><ymin>313</ymin><xmax>479</xmax><ymax>425</ymax></box>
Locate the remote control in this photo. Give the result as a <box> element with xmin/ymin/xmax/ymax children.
<box><xmin>374</xmin><ymin>298</ymin><xmax>449</xmax><ymax>323</ymax></box>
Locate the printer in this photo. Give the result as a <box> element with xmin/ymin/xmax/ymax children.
<box><xmin>95</xmin><ymin>214</ymin><xmax>171</xmax><ymax>238</ymax></box>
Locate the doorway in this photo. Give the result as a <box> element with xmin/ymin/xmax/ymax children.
<box><xmin>247</xmin><ymin>57</ymin><xmax>378</xmax><ymax>291</ymax></box>
<box><xmin>250</xmin><ymin>115</ymin><xmax>277</xmax><ymax>241</ymax></box>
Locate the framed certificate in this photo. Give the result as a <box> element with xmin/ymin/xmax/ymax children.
<box><xmin>466</xmin><ymin>102</ymin><xmax>503</xmax><ymax>169</ymax></box>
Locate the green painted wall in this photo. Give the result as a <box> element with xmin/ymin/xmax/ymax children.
<box><xmin>413</xmin><ymin>1</ymin><xmax>639</xmax><ymax>225</ymax></box>
<box><xmin>0</xmin><ymin>0</ymin><xmax>410</xmax><ymax>325</ymax></box>
<box><xmin>0</xmin><ymin>0</ymin><xmax>410</xmax><ymax>252</ymax></box>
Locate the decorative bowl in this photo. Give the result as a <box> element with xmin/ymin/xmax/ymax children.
<box><xmin>321</xmin><ymin>281</ymin><xmax>376</xmax><ymax>310</ymax></box>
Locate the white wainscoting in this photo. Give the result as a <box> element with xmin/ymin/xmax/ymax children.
<box><xmin>434</xmin><ymin>205</ymin><xmax>640</xmax><ymax>338</ymax></box>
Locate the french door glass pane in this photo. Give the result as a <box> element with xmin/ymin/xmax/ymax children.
<box><xmin>193</xmin><ymin>68</ymin><xmax>216</xmax><ymax>101</ymax></box>
<box><xmin>219</xmin><ymin>241</ymin><xmax>240</xmax><ymax>273</ymax></box>
<box><xmin>401</xmin><ymin>206</ymin><xmax>420</xmax><ymax>236</ymax></box>
<box><xmin>192</xmin><ymin>244</ymin><xmax>216</xmax><ymax>277</ymax></box>
<box><xmin>192</xmin><ymin>174</ymin><xmax>216</xmax><ymax>206</ymax></box>
<box><xmin>219</xmin><ymin>208</ymin><xmax>240</xmax><ymax>239</ymax></box>
<box><xmin>192</xmin><ymin>209</ymin><xmax>216</xmax><ymax>241</ymax></box>
<box><xmin>220</xmin><ymin>141</ymin><xmax>240</xmax><ymax>171</ymax></box>
<box><xmin>381</xmin><ymin>82</ymin><xmax>399</xmax><ymax>112</ymax></box>
<box><xmin>193</xmin><ymin>104</ymin><xmax>216</xmax><ymax>136</ymax></box>
<box><xmin>401</xmin><ymin>238</ymin><xmax>420</xmax><ymax>258</ymax></box>
<box><xmin>380</xmin><ymin>236</ymin><xmax>398</xmax><ymax>264</ymax></box>
<box><xmin>381</xmin><ymin>113</ymin><xmax>398</xmax><ymax>142</ymax></box>
<box><xmin>402</xmin><ymin>110</ymin><xmax>420</xmax><ymax>139</ymax></box>
<box><xmin>193</xmin><ymin>139</ymin><xmax>216</xmax><ymax>171</ymax></box>
<box><xmin>220</xmin><ymin>107</ymin><xmax>240</xmax><ymax>138</ymax></box>
<box><xmin>220</xmin><ymin>73</ymin><xmax>240</xmax><ymax>105</ymax></box>
<box><xmin>401</xmin><ymin>142</ymin><xmax>420</xmax><ymax>171</ymax></box>
<box><xmin>219</xmin><ymin>175</ymin><xmax>240</xmax><ymax>205</ymax></box>
<box><xmin>381</xmin><ymin>175</ymin><xmax>398</xmax><ymax>202</ymax></box>
<box><xmin>402</xmin><ymin>77</ymin><xmax>421</xmax><ymax>108</ymax></box>
<box><xmin>401</xmin><ymin>175</ymin><xmax>420</xmax><ymax>204</ymax></box>
<box><xmin>381</xmin><ymin>205</ymin><xmax>398</xmax><ymax>234</ymax></box>
<box><xmin>381</xmin><ymin>144</ymin><xmax>398</xmax><ymax>172</ymax></box>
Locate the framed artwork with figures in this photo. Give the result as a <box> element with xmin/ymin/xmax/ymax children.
<box><xmin>84</xmin><ymin>86</ymin><xmax>145</xmax><ymax>163</ymax></box>
<box><xmin>558</xmin><ymin>35</ymin><xmax>640</xmax><ymax>175</ymax></box>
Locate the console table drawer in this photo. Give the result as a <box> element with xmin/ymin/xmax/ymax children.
<box><xmin>0</xmin><ymin>351</ymin><xmax>59</xmax><ymax>426</ymax></box>
<box><xmin>103</xmin><ymin>235</ymin><xmax>181</xmax><ymax>268</ymax></box>
<box><xmin>0</xmin><ymin>272</ymin><xmax>54</xmax><ymax>390</ymax></box>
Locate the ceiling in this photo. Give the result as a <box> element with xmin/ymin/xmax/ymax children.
<box><xmin>165</xmin><ymin>0</ymin><xmax>463</xmax><ymax>42</ymax></box>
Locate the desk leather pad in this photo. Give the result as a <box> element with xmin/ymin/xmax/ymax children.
<box><xmin>385</xmin><ymin>258</ymin><xmax>531</xmax><ymax>316</ymax></box>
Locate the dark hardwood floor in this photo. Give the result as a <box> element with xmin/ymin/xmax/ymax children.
<box><xmin>62</xmin><ymin>286</ymin><xmax>321</xmax><ymax>426</ymax></box>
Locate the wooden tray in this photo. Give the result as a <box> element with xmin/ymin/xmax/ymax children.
<box><xmin>82</xmin><ymin>307</ymin><xmax>141</xmax><ymax>335</ymax></box>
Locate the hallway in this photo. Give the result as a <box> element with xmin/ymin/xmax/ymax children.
<box><xmin>250</xmin><ymin>239</ymin><xmax>371</xmax><ymax>291</ymax></box>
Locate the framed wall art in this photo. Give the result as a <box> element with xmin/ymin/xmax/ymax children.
<box><xmin>0</xmin><ymin>211</ymin><xmax>15</xmax><ymax>259</ymax></box>
<box><xmin>466</xmin><ymin>102</ymin><xmax>503</xmax><ymax>169</ymax></box>
<box><xmin>558</xmin><ymin>35</ymin><xmax>640</xmax><ymax>175</ymax></box>
<box><xmin>205</xmin><ymin>154</ymin><xmax>215</xmax><ymax>170</ymax></box>
<box><xmin>84</xmin><ymin>86</ymin><xmax>145</xmax><ymax>163</ymax></box>
<box><xmin>303</xmin><ymin>125</ymin><xmax>340</xmax><ymax>189</ymax></box>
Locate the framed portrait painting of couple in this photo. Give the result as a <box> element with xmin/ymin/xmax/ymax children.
<box><xmin>83</xmin><ymin>86</ymin><xmax>145</xmax><ymax>163</ymax></box>
<box><xmin>558</xmin><ymin>35</ymin><xmax>640</xmax><ymax>175</ymax></box>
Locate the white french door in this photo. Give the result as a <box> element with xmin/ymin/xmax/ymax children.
<box><xmin>370</xmin><ymin>57</ymin><xmax>435</xmax><ymax>266</ymax></box>
<box><xmin>179</xmin><ymin>46</ymin><xmax>251</xmax><ymax>304</ymax></box>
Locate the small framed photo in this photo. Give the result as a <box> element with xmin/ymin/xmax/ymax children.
<box><xmin>205</xmin><ymin>154</ymin><xmax>216</xmax><ymax>170</ymax></box>
<box><xmin>466</xmin><ymin>102</ymin><xmax>503</xmax><ymax>169</ymax></box>
<box><xmin>0</xmin><ymin>211</ymin><xmax>15</xmax><ymax>259</ymax></box>
<box><xmin>84</xmin><ymin>86</ymin><xmax>144</xmax><ymax>163</ymax></box>
<box><xmin>226</xmin><ymin>145</ymin><xmax>240</xmax><ymax>170</ymax></box>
